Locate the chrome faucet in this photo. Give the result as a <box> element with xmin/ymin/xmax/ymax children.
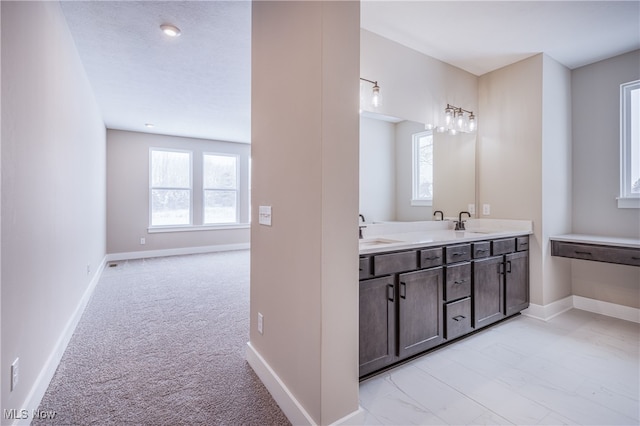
<box><xmin>433</xmin><ymin>210</ymin><xmax>444</xmax><ymax>221</ymax></box>
<box><xmin>455</xmin><ymin>211</ymin><xmax>471</xmax><ymax>230</ymax></box>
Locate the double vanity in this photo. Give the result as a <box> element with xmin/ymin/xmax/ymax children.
<box><xmin>358</xmin><ymin>219</ymin><xmax>532</xmax><ymax>378</ymax></box>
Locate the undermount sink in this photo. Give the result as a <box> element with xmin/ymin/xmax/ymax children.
<box><xmin>359</xmin><ymin>238</ymin><xmax>403</xmax><ymax>247</ymax></box>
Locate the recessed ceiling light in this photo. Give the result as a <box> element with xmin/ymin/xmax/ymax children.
<box><xmin>145</xmin><ymin>123</ymin><xmax>155</xmax><ymax>128</ymax></box>
<box><xmin>160</xmin><ymin>24</ymin><xmax>181</xmax><ymax>37</ymax></box>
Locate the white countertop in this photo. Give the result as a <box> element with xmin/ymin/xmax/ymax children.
<box><xmin>359</xmin><ymin>219</ymin><xmax>533</xmax><ymax>255</ymax></box>
<box><xmin>550</xmin><ymin>234</ymin><xmax>640</xmax><ymax>249</ymax></box>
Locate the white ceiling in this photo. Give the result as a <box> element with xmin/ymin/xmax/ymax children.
<box><xmin>60</xmin><ymin>1</ymin><xmax>640</xmax><ymax>144</ymax></box>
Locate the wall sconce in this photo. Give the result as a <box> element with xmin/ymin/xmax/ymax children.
<box><xmin>434</xmin><ymin>103</ymin><xmax>476</xmax><ymax>135</ymax></box>
<box><xmin>360</xmin><ymin>78</ymin><xmax>381</xmax><ymax>109</ymax></box>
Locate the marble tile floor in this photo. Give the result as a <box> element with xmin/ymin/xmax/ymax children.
<box><xmin>359</xmin><ymin>309</ymin><xmax>639</xmax><ymax>425</ymax></box>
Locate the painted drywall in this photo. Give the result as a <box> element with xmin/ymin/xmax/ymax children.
<box><xmin>541</xmin><ymin>55</ymin><xmax>573</xmax><ymax>305</ymax></box>
<box><xmin>1</xmin><ymin>0</ymin><xmax>106</xmax><ymax>416</ymax></box>
<box><xmin>361</xmin><ymin>29</ymin><xmax>478</xmax><ymax>220</ymax></box>
<box><xmin>360</xmin><ymin>116</ymin><xmax>395</xmax><ymax>222</ymax></box>
<box><xmin>106</xmin><ymin>130</ymin><xmax>250</xmax><ymax>255</ymax></box>
<box><xmin>571</xmin><ymin>50</ymin><xmax>640</xmax><ymax>308</ymax></box>
<box><xmin>478</xmin><ymin>55</ymin><xmax>545</xmax><ymax>305</ymax></box>
<box><xmin>250</xmin><ymin>1</ymin><xmax>360</xmax><ymax>424</ymax></box>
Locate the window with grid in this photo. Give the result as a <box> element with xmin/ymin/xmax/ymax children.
<box><xmin>150</xmin><ymin>149</ymin><xmax>192</xmax><ymax>226</ymax></box>
<box><xmin>203</xmin><ymin>153</ymin><xmax>238</xmax><ymax>224</ymax></box>
<box><xmin>620</xmin><ymin>80</ymin><xmax>640</xmax><ymax>208</ymax></box>
<box><xmin>412</xmin><ymin>131</ymin><xmax>434</xmax><ymax>206</ymax></box>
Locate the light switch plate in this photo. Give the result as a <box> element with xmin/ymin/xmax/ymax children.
<box><xmin>468</xmin><ymin>204</ymin><xmax>476</xmax><ymax>215</ymax></box>
<box><xmin>258</xmin><ymin>206</ymin><xmax>272</xmax><ymax>226</ymax></box>
<box><xmin>483</xmin><ymin>204</ymin><xmax>491</xmax><ymax>215</ymax></box>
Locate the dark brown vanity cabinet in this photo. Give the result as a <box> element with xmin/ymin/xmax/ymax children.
<box><xmin>398</xmin><ymin>268</ymin><xmax>444</xmax><ymax>358</ymax></box>
<box><xmin>359</xmin><ymin>275</ymin><xmax>396</xmax><ymax>376</ymax></box>
<box><xmin>359</xmin><ymin>234</ymin><xmax>529</xmax><ymax>378</ymax></box>
<box><xmin>505</xmin><ymin>250</ymin><xmax>529</xmax><ymax>316</ymax></box>
<box><xmin>473</xmin><ymin>237</ymin><xmax>530</xmax><ymax>329</ymax></box>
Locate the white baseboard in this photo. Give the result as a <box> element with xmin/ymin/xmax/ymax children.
<box><xmin>522</xmin><ymin>296</ymin><xmax>574</xmax><ymax>321</ymax></box>
<box><xmin>13</xmin><ymin>256</ymin><xmax>108</xmax><ymax>426</ymax></box>
<box><xmin>245</xmin><ymin>342</ymin><xmax>315</xmax><ymax>425</ymax></box>
<box><xmin>331</xmin><ymin>407</ymin><xmax>365</xmax><ymax>426</ymax></box>
<box><xmin>106</xmin><ymin>243</ymin><xmax>250</xmax><ymax>262</ymax></box>
<box><xmin>573</xmin><ymin>295</ymin><xmax>640</xmax><ymax>323</ymax></box>
<box><xmin>522</xmin><ymin>295</ymin><xmax>639</xmax><ymax>323</ymax></box>
<box><xmin>245</xmin><ymin>342</ymin><xmax>362</xmax><ymax>426</ymax></box>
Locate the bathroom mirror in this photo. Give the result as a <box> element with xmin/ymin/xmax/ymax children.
<box><xmin>360</xmin><ymin>112</ymin><xmax>476</xmax><ymax>222</ymax></box>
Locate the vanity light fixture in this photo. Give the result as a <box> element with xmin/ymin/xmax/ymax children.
<box><xmin>160</xmin><ymin>24</ymin><xmax>181</xmax><ymax>37</ymax></box>
<box><xmin>436</xmin><ymin>103</ymin><xmax>477</xmax><ymax>135</ymax></box>
<box><xmin>360</xmin><ymin>78</ymin><xmax>381</xmax><ymax>109</ymax></box>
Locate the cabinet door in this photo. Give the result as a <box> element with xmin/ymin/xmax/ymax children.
<box><xmin>359</xmin><ymin>276</ymin><xmax>396</xmax><ymax>377</ymax></box>
<box><xmin>473</xmin><ymin>256</ymin><xmax>504</xmax><ymax>329</ymax></box>
<box><xmin>398</xmin><ymin>268</ymin><xmax>444</xmax><ymax>358</ymax></box>
<box><xmin>505</xmin><ymin>251</ymin><xmax>529</xmax><ymax>316</ymax></box>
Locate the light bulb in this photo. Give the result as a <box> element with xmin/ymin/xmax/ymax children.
<box><xmin>455</xmin><ymin>110</ymin><xmax>465</xmax><ymax>131</ymax></box>
<box><xmin>444</xmin><ymin>106</ymin><xmax>454</xmax><ymax>127</ymax></box>
<box><xmin>371</xmin><ymin>84</ymin><xmax>381</xmax><ymax>108</ymax></box>
<box><xmin>468</xmin><ymin>114</ymin><xmax>476</xmax><ymax>132</ymax></box>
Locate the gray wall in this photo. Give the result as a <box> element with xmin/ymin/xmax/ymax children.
<box><xmin>1</xmin><ymin>1</ymin><xmax>106</xmax><ymax>414</ymax></box>
<box><xmin>107</xmin><ymin>130</ymin><xmax>250</xmax><ymax>256</ymax></box>
<box><xmin>571</xmin><ymin>50</ymin><xmax>640</xmax><ymax>307</ymax></box>
<box><xmin>359</xmin><ymin>116</ymin><xmax>396</xmax><ymax>222</ymax></box>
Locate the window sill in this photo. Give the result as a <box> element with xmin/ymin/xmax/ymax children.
<box><xmin>617</xmin><ymin>197</ymin><xmax>640</xmax><ymax>209</ymax></box>
<box><xmin>411</xmin><ymin>199</ymin><xmax>433</xmax><ymax>207</ymax></box>
<box><xmin>148</xmin><ymin>224</ymin><xmax>250</xmax><ymax>233</ymax></box>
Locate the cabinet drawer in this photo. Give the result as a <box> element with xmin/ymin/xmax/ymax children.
<box><xmin>492</xmin><ymin>238</ymin><xmax>516</xmax><ymax>255</ymax></box>
<box><xmin>445</xmin><ymin>244</ymin><xmax>471</xmax><ymax>264</ymax></box>
<box><xmin>445</xmin><ymin>297</ymin><xmax>472</xmax><ymax>340</ymax></box>
<box><xmin>373</xmin><ymin>251</ymin><xmax>417</xmax><ymax>276</ymax></box>
<box><xmin>359</xmin><ymin>257</ymin><xmax>372</xmax><ymax>280</ymax></box>
<box><xmin>444</xmin><ymin>262</ymin><xmax>471</xmax><ymax>302</ymax></box>
<box><xmin>517</xmin><ymin>236</ymin><xmax>529</xmax><ymax>252</ymax></box>
<box><xmin>551</xmin><ymin>241</ymin><xmax>640</xmax><ymax>267</ymax></box>
<box><xmin>420</xmin><ymin>247</ymin><xmax>443</xmax><ymax>269</ymax></box>
<box><xmin>472</xmin><ymin>242</ymin><xmax>491</xmax><ymax>259</ymax></box>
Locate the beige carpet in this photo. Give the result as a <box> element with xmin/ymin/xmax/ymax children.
<box><xmin>34</xmin><ymin>250</ymin><xmax>290</xmax><ymax>426</ymax></box>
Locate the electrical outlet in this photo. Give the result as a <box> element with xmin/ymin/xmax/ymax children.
<box><xmin>11</xmin><ymin>358</ymin><xmax>19</xmax><ymax>391</ymax></box>
<box><xmin>483</xmin><ymin>204</ymin><xmax>491</xmax><ymax>215</ymax></box>
<box><xmin>468</xmin><ymin>204</ymin><xmax>476</xmax><ymax>215</ymax></box>
<box><xmin>86</xmin><ymin>264</ymin><xmax>91</xmax><ymax>275</ymax></box>
<box><xmin>140</xmin><ymin>237</ymin><xmax>146</xmax><ymax>245</ymax></box>
<box><xmin>257</xmin><ymin>312</ymin><xmax>264</xmax><ymax>335</ymax></box>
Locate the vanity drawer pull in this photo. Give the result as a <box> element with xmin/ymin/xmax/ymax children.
<box><xmin>387</xmin><ymin>284</ymin><xmax>395</xmax><ymax>302</ymax></box>
<box><xmin>424</xmin><ymin>255</ymin><xmax>441</xmax><ymax>260</ymax></box>
<box><xmin>452</xmin><ymin>252</ymin><xmax>463</xmax><ymax>257</ymax></box>
<box><xmin>454</xmin><ymin>279</ymin><xmax>467</xmax><ymax>285</ymax></box>
<box><xmin>452</xmin><ymin>315</ymin><xmax>466</xmax><ymax>322</ymax></box>
<box><xmin>475</xmin><ymin>249</ymin><xmax>488</xmax><ymax>253</ymax></box>
<box><xmin>574</xmin><ymin>251</ymin><xmax>592</xmax><ymax>255</ymax></box>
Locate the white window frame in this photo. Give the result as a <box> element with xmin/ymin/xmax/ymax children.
<box><xmin>202</xmin><ymin>152</ymin><xmax>239</xmax><ymax>224</ymax></box>
<box><xmin>411</xmin><ymin>130</ymin><xmax>434</xmax><ymax>206</ymax></box>
<box><xmin>149</xmin><ymin>148</ymin><xmax>193</xmax><ymax>227</ymax></box>
<box><xmin>619</xmin><ymin>80</ymin><xmax>640</xmax><ymax>208</ymax></box>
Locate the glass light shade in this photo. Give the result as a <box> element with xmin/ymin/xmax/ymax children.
<box><xmin>468</xmin><ymin>114</ymin><xmax>476</xmax><ymax>132</ymax></box>
<box><xmin>371</xmin><ymin>85</ymin><xmax>381</xmax><ymax>108</ymax></box>
<box><xmin>444</xmin><ymin>107</ymin><xmax>454</xmax><ymax>126</ymax></box>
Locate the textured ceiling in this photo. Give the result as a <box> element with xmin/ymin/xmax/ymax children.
<box><xmin>60</xmin><ymin>1</ymin><xmax>251</xmax><ymax>143</ymax></box>
<box><xmin>60</xmin><ymin>1</ymin><xmax>640</xmax><ymax>144</ymax></box>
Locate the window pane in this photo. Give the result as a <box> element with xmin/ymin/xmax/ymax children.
<box><xmin>204</xmin><ymin>190</ymin><xmax>237</xmax><ymax>223</ymax></box>
<box><xmin>417</xmin><ymin>134</ymin><xmax>433</xmax><ymax>199</ymax></box>
<box><xmin>151</xmin><ymin>189</ymin><xmax>190</xmax><ymax>226</ymax></box>
<box><xmin>630</xmin><ymin>88</ymin><xmax>639</xmax><ymax>194</ymax></box>
<box><xmin>151</xmin><ymin>150</ymin><xmax>190</xmax><ymax>188</ymax></box>
<box><xmin>204</xmin><ymin>154</ymin><xmax>237</xmax><ymax>189</ymax></box>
